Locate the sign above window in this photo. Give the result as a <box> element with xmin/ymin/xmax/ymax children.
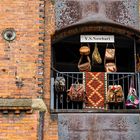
<box><xmin>80</xmin><ymin>35</ymin><xmax>114</xmax><ymax>43</ymax></box>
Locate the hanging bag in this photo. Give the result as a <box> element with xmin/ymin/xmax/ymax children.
<box><xmin>125</xmin><ymin>76</ymin><xmax>139</xmax><ymax>108</ymax></box>
<box><xmin>92</xmin><ymin>43</ymin><xmax>102</xmax><ymax>64</ymax></box>
<box><xmin>106</xmin><ymin>85</ymin><xmax>124</xmax><ymax>103</ymax></box>
<box><xmin>105</xmin><ymin>62</ymin><xmax>117</xmax><ymax>72</ymax></box>
<box><xmin>104</xmin><ymin>44</ymin><xmax>117</xmax><ymax>72</ymax></box>
<box><xmin>54</xmin><ymin>76</ymin><xmax>66</xmax><ymax>92</ymax></box>
<box><xmin>136</xmin><ymin>54</ymin><xmax>140</xmax><ymax>72</ymax></box>
<box><xmin>67</xmin><ymin>81</ymin><xmax>86</xmax><ymax>102</ymax></box>
<box><xmin>78</xmin><ymin>55</ymin><xmax>91</xmax><ymax>72</ymax></box>
<box><xmin>105</xmin><ymin>44</ymin><xmax>115</xmax><ymax>60</ymax></box>
<box><xmin>79</xmin><ymin>44</ymin><xmax>90</xmax><ymax>55</ymax></box>
<box><xmin>78</xmin><ymin>44</ymin><xmax>91</xmax><ymax>72</ymax></box>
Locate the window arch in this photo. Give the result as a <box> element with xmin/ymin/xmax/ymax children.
<box><xmin>51</xmin><ymin>21</ymin><xmax>140</xmax><ymax>113</ymax></box>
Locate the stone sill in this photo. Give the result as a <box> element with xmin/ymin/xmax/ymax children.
<box><xmin>0</xmin><ymin>99</ymin><xmax>47</xmax><ymax>113</ymax></box>
<box><xmin>0</xmin><ymin>99</ymin><xmax>32</xmax><ymax>107</ymax></box>
<box><xmin>51</xmin><ymin>109</ymin><xmax>140</xmax><ymax>114</ymax></box>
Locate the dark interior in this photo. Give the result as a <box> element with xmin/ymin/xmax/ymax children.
<box><xmin>51</xmin><ymin>33</ymin><xmax>140</xmax><ymax>111</ymax></box>
<box><xmin>52</xmin><ymin>33</ymin><xmax>135</xmax><ymax>72</ymax></box>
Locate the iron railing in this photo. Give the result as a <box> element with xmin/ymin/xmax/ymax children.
<box><xmin>51</xmin><ymin>72</ymin><xmax>140</xmax><ymax>112</ymax></box>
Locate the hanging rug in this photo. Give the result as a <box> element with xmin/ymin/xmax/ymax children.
<box><xmin>84</xmin><ymin>72</ymin><xmax>106</xmax><ymax>109</ymax></box>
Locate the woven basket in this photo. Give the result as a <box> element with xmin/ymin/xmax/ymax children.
<box><xmin>79</xmin><ymin>46</ymin><xmax>90</xmax><ymax>55</ymax></box>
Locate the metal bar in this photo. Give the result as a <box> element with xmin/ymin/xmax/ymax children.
<box><xmin>122</xmin><ymin>74</ymin><xmax>126</xmax><ymax>109</ymax></box>
<box><xmin>112</xmin><ymin>74</ymin><xmax>115</xmax><ymax>110</ymax></box>
<box><xmin>53</xmin><ymin>72</ymin><xmax>139</xmax><ymax>111</ymax></box>
<box><xmin>56</xmin><ymin>73</ymin><xmax>59</xmax><ymax>109</ymax></box>
<box><xmin>117</xmin><ymin>73</ymin><xmax>119</xmax><ymax>85</ymax></box>
<box><xmin>135</xmin><ymin>74</ymin><xmax>138</xmax><ymax>98</ymax></box>
<box><xmin>137</xmin><ymin>73</ymin><xmax>140</xmax><ymax>109</ymax></box>
<box><xmin>107</xmin><ymin>73</ymin><xmax>109</xmax><ymax>109</ymax></box>
<box><xmin>134</xmin><ymin>38</ymin><xmax>137</xmax><ymax>72</ymax></box>
<box><xmin>77</xmin><ymin>73</ymin><xmax>79</xmax><ymax>109</ymax></box>
<box><xmin>106</xmin><ymin>72</ymin><xmax>136</xmax><ymax>74</ymax></box>
<box><xmin>72</xmin><ymin>73</ymin><xmax>74</xmax><ymax>109</ymax></box>
<box><xmin>127</xmin><ymin>74</ymin><xmax>130</xmax><ymax>96</ymax></box>
<box><xmin>66</xmin><ymin>73</ymin><xmax>69</xmax><ymax>109</ymax></box>
<box><xmin>38</xmin><ymin>112</ymin><xmax>45</xmax><ymax>140</ymax></box>
<box><xmin>117</xmin><ymin>73</ymin><xmax>120</xmax><ymax>110</ymax></box>
<box><xmin>83</xmin><ymin>72</ymin><xmax>85</xmax><ymax>108</ymax></box>
<box><xmin>51</xmin><ymin>78</ymin><xmax>55</xmax><ymax>110</ymax></box>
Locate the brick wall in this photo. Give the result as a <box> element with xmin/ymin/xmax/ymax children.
<box><xmin>1</xmin><ymin>0</ymin><xmax>140</xmax><ymax>140</ymax></box>
<box><xmin>0</xmin><ymin>0</ymin><xmax>47</xmax><ymax>140</ymax></box>
<box><xmin>0</xmin><ymin>112</ymin><xmax>39</xmax><ymax>140</ymax></box>
<box><xmin>43</xmin><ymin>1</ymin><xmax>58</xmax><ymax>140</ymax></box>
<box><xmin>0</xmin><ymin>0</ymin><xmax>40</xmax><ymax>98</ymax></box>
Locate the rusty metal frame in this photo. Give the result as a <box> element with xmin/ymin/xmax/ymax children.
<box><xmin>52</xmin><ymin>21</ymin><xmax>140</xmax><ymax>44</ymax></box>
<box><xmin>51</xmin><ymin>72</ymin><xmax>140</xmax><ymax>113</ymax></box>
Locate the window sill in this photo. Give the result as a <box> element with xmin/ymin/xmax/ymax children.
<box><xmin>51</xmin><ymin>109</ymin><xmax>140</xmax><ymax>114</ymax></box>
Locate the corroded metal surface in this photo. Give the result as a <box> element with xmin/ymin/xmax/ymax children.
<box><xmin>52</xmin><ymin>22</ymin><xmax>140</xmax><ymax>43</ymax></box>
<box><xmin>58</xmin><ymin>114</ymin><xmax>140</xmax><ymax>140</ymax></box>
<box><xmin>38</xmin><ymin>112</ymin><xmax>45</xmax><ymax>140</ymax></box>
<box><xmin>55</xmin><ymin>0</ymin><xmax>139</xmax><ymax>30</ymax></box>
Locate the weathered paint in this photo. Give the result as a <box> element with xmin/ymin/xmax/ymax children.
<box><xmin>52</xmin><ymin>22</ymin><xmax>140</xmax><ymax>44</ymax></box>
<box><xmin>55</xmin><ymin>0</ymin><xmax>139</xmax><ymax>30</ymax></box>
<box><xmin>58</xmin><ymin>114</ymin><xmax>140</xmax><ymax>140</ymax></box>
<box><xmin>38</xmin><ymin>112</ymin><xmax>45</xmax><ymax>140</ymax></box>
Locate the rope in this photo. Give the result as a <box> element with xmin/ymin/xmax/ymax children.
<box><xmin>51</xmin><ymin>66</ymin><xmax>138</xmax><ymax>82</ymax></box>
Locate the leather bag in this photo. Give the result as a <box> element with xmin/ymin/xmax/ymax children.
<box><xmin>105</xmin><ymin>62</ymin><xmax>117</xmax><ymax>72</ymax></box>
<box><xmin>92</xmin><ymin>43</ymin><xmax>102</xmax><ymax>64</ymax></box>
<box><xmin>106</xmin><ymin>85</ymin><xmax>124</xmax><ymax>103</ymax></box>
<box><xmin>54</xmin><ymin>76</ymin><xmax>66</xmax><ymax>92</ymax></box>
<box><xmin>104</xmin><ymin>44</ymin><xmax>117</xmax><ymax>72</ymax></box>
<box><xmin>105</xmin><ymin>44</ymin><xmax>115</xmax><ymax>60</ymax></box>
<box><xmin>78</xmin><ymin>55</ymin><xmax>91</xmax><ymax>72</ymax></box>
<box><xmin>125</xmin><ymin>76</ymin><xmax>139</xmax><ymax>108</ymax></box>
<box><xmin>67</xmin><ymin>82</ymin><xmax>86</xmax><ymax>102</ymax></box>
<box><xmin>136</xmin><ymin>54</ymin><xmax>140</xmax><ymax>72</ymax></box>
<box><xmin>79</xmin><ymin>45</ymin><xmax>90</xmax><ymax>55</ymax></box>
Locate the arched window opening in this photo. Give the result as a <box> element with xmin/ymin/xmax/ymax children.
<box><xmin>52</xmin><ymin>33</ymin><xmax>136</xmax><ymax>73</ymax></box>
<box><xmin>51</xmin><ymin>23</ymin><xmax>140</xmax><ymax>113</ymax></box>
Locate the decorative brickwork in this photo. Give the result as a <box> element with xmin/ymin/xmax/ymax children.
<box><xmin>38</xmin><ymin>0</ymin><xmax>46</xmax><ymax>96</ymax></box>
<box><xmin>43</xmin><ymin>0</ymin><xmax>58</xmax><ymax>140</ymax></box>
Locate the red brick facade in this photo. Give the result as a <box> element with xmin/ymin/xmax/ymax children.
<box><xmin>0</xmin><ymin>0</ymin><xmax>57</xmax><ymax>140</ymax></box>
<box><xmin>0</xmin><ymin>0</ymin><xmax>40</xmax><ymax>98</ymax></box>
<box><xmin>44</xmin><ymin>1</ymin><xmax>58</xmax><ymax>140</ymax></box>
<box><xmin>0</xmin><ymin>0</ymin><xmax>140</xmax><ymax>140</ymax></box>
<box><xmin>0</xmin><ymin>113</ymin><xmax>39</xmax><ymax>140</ymax></box>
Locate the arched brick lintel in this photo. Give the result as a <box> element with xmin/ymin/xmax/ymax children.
<box><xmin>52</xmin><ymin>21</ymin><xmax>140</xmax><ymax>44</ymax></box>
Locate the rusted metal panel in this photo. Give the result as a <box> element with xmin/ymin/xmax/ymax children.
<box><xmin>55</xmin><ymin>0</ymin><xmax>139</xmax><ymax>30</ymax></box>
<box><xmin>52</xmin><ymin>23</ymin><xmax>140</xmax><ymax>43</ymax></box>
<box><xmin>58</xmin><ymin>114</ymin><xmax>140</xmax><ymax>140</ymax></box>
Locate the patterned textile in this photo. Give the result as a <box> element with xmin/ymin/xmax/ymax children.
<box><xmin>84</xmin><ymin>72</ymin><xmax>106</xmax><ymax>109</ymax></box>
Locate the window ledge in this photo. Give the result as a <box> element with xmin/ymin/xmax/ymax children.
<box><xmin>0</xmin><ymin>99</ymin><xmax>47</xmax><ymax>112</ymax></box>
<box><xmin>51</xmin><ymin>109</ymin><xmax>140</xmax><ymax>113</ymax></box>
